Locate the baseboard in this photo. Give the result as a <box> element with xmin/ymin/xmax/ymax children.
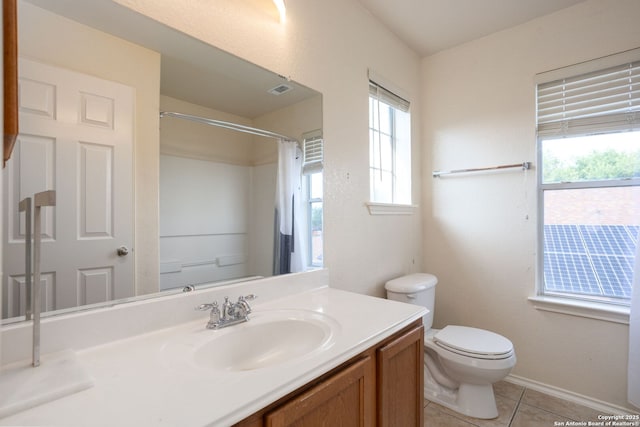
<box><xmin>505</xmin><ymin>374</ymin><xmax>638</xmax><ymax>416</ymax></box>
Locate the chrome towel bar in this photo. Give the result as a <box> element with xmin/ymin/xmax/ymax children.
<box><xmin>433</xmin><ymin>162</ymin><xmax>531</xmax><ymax>178</ymax></box>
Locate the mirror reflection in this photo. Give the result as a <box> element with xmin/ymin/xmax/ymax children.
<box><xmin>2</xmin><ymin>0</ymin><xmax>323</xmax><ymax>322</ymax></box>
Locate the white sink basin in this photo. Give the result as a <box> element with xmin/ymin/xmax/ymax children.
<box><xmin>190</xmin><ymin>310</ymin><xmax>338</xmax><ymax>372</ymax></box>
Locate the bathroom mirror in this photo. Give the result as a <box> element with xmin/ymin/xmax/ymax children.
<box><xmin>1</xmin><ymin>0</ymin><xmax>323</xmax><ymax>322</ymax></box>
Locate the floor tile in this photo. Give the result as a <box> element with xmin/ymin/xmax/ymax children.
<box><xmin>427</xmin><ymin>394</ymin><xmax>518</xmax><ymax>427</ymax></box>
<box><xmin>511</xmin><ymin>403</ymin><xmax>572</xmax><ymax>427</ymax></box>
<box><xmin>422</xmin><ymin>383</ymin><xmax>607</xmax><ymax>427</ymax></box>
<box><xmin>494</xmin><ymin>381</ymin><xmax>525</xmax><ymax>401</ymax></box>
<box><xmin>521</xmin><ymin>389</ymin><xmax>603</xmax><ymax>421</ymax></box>
<box><xmin>424</xmin><ymin>402</ymin><xmax>480</xmax><ymax>427</ymax></box>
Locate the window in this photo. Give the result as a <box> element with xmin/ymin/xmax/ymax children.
<box><xmin>369</xmin><ymin>80</ymin><xmax>411</xmax><ymax>205</ymax></box>
<box><xmin>536</xmin><ymin>50</ymin><xmax>640</xmax><ymax>307</ymax></box>
<box><xmin>302</xmin><ymin>131</ymin><xmax>323</xmax><ymax>268</ymax></box>
<box><xmin>307</xmin><ymin>172</ymin><xmax>323</xmax><ymax>267</ymax></box>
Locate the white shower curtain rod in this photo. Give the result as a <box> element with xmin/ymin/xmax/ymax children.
<box><xmin>159</xmin><ymin>111</ymin><xmax>299</xmax><ymax>144</ymax></box>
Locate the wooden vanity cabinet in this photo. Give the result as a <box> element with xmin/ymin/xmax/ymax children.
<box><xmin>234</xmin><ymin>320</ymin><xmax>423</xmax><ymax>427</ymax></box>
<box><xmin>266</xmin><ymin>355</ymin><xmax>374</xmax><ymax>426</ymax></box>
<box><xmin>377</xmin><ymin>323</ymin><xmax>424</xmax><ymax>426</ymax></box>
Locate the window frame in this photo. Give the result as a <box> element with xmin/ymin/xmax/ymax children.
<box><xmin>534</xmin><ymin>135</ymin><xmax>639</xmax><ymax>322</ymax></box>
<box><xmin>369</xmin><ymin>95</ymin><xmax>397</xmax><ymax>202</ymax></box>
<box><xmin>368</xmin><ymin>77</ymin><xmax>413</xmax><ymax>209</ymax></box>
<box><xmin>533</xmin><ymin>49</ymin><xmax>640</xmax><ymax>318</ymax></box>
<box><xmin>301</xmin><ymin>130</ymin><xmax>323</xmax><ymax>269</ymax></box>
<box><xmin>536</xmin><ymin>142</ymin><xmax>639</xmax><ymax>306</ymax></box>
<box><xmin>305</xmin><ymin>172</ymin><xmax>323</xmax><ymax>268</ymax></box>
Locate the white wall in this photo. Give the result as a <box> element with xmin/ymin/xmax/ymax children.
<box><xmin>421</xmin><ymin>0</ymin><xmax>640</xmax><ymax>410</ymax></box>
<box><xmin>115</xmin><ymin>0</ymin><xmax>424</xmax><ymax>297</ymax></box>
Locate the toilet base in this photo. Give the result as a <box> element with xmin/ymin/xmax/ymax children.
<box><xmin>425</xmin><ymin>371</ymin><xmax>499</xmax><ymax>419</ymax></box>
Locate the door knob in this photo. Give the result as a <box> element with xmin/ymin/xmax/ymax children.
<box><xmin>117</xmin><ymin>246</ymin><xmax>129</xmax><ymax>257</ymax></box>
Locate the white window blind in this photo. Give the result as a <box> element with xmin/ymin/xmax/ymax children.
<box><xmin>302</xmin><ymin>130</ymin><xmax>323</xmax><ymax>175</ymax></box>
<box><xmin>369</xmin><ymin>81</ymin><xmax>410</xmax><ymax>113</ymax></box>
<box><xmin>537</xmin><ymin>59</ymin><xmax>640</xmax><ymax>137</ymax></box>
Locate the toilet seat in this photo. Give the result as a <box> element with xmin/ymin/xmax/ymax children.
<box><xmin>433</xmin><ymin>326</ymin><xmax>513</xmax><ymax>360</ymax></box>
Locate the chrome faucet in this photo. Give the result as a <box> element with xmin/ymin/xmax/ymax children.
<box><xmin>196</xmin><ymin>294</ymin><xmax>257</xmax><ymax>329</ymax></box>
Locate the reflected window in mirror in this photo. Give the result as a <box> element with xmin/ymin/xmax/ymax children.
<box><xmin>307</xmin><ymin>172</ymin><xmax>323</xmax><ymax>268</ymax></box>
<box><xmin>302</xmin><ymin>131</ymin><xmax>323</xmax><ymax>268</ymax></box>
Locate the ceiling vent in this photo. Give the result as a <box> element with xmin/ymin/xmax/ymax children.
<box><xmin>268</xmin><ymin>83</ymin><xmax>293</xmax><ymax>95</ymax></box>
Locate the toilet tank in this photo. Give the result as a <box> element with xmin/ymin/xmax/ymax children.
<box><xmin>385</xmin><ymin>273</ymin><xmax>437</xmax><ymax>330</ymax></box>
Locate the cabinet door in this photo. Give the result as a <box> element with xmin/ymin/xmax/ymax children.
<box><xmin>377</xmin><ymin>325</ymin><xmax>424</xmax><ymax>427</ymax></box>
<box><xmin>265</xmin><ymin>356</ymin><xmax>374</xmax><ymax>427</ymax></box>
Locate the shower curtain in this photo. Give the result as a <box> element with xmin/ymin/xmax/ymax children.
<box><xmin>273</xmin><ymin>139</ymin><xmax>306</xmax><ymax>275</ymax></box>
<box><xmin>629</xmin><ymin>229</ymin><xmax>640</xmax><ymax>409</ymax></box>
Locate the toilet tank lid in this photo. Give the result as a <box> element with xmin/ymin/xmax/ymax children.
<box><xmin>385</xmin><ymin>273</ymin><xmax>438</xmax><ymax>293</ymax></box>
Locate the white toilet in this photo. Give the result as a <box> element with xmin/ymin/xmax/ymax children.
<box><xmin>385</xmin><ymin>273</ymin><xmax>516</xmax><ymax>419</ymax></box>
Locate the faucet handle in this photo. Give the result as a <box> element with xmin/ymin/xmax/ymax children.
<box><xmin>236</xmin><ymin>294</ymin><xmax>257</xmax><ymax>316</ymax></box>
<box><xmin>196</xmin><ymin>302</ymin><xmax>217</xmax><ymax>311</ymax></box>
<box><xmin>237</xmin><ymin>294</ymin><xmax>257</xmax><ymax>306</ymax></box>
<box><xmin>196</xmin><ymin>301</ymin><xmax>221</xmax><ymax>329</ymax></box>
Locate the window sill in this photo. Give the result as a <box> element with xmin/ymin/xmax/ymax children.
<box><xmin>365</xmin><ymin>202</ymin><xmax>417</xmax><ymax>215</ymax></box>
<box><xmin>528</xmin><ymin>295</ymin><xmax>630</xmax><ymax>324</ymax></box>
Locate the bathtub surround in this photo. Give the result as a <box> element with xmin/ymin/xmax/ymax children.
<box><xmin>159</xmin><ymin>154</ymin><xmax>266</xmax><ymax>289</ymax></box>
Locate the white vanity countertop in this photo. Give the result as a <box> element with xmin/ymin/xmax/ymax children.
<box><xmin>0</xmin><ymin>286</ymin><xmax>425</xmax><ymax>427</ymax></box>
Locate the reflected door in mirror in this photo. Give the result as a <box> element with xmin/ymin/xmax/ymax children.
<box><xmin>2</xmin><ymin>59</ymin><xmax>135</xmax><ymax>319</ymax></box>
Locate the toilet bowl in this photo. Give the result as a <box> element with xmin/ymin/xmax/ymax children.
<box><xmin>385</xmin><ymin>274</ymin><xmax>516</xmax><ymax>419</ymax></box>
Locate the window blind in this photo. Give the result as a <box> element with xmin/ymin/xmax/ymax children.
<box><xmin>537</xmin><ymin>61</ymin><xmax>640</xmax><ymax>137</ymax></box>
<box><xmin>303</xmin><ymin>132</ymin><xmax>323</xmax><ymax>175</ymax></box>
<box><xmin>369</xmin><ymin>81</ymin><xmax>410</xmax><ymax>113</ymax></box>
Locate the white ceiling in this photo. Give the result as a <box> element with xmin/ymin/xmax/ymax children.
<box><xmin>357</xmin><ymin>0</ymin><xmax>588</xmax><ymax>56</ymax></box>
<box><xmin>25</xmin><ymin>0</ymin><xmax>320</xmax><ymax>119</ymax></box>
<box><xmin>26</xmin><ymin>0</ymin><xmax>590</xmax><ymax>117</ymax></box>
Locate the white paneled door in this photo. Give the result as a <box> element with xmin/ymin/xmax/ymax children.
<box><xmin>2</xmin><ymin>58</ymin><xmax>134</xmax><ymax>319</ymax></box>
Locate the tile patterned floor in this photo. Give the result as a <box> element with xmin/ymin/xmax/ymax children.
<box><xmin>424</xmin><ymin>381</ymin><xmax>608</xmax><ymax>427</ymax></box>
